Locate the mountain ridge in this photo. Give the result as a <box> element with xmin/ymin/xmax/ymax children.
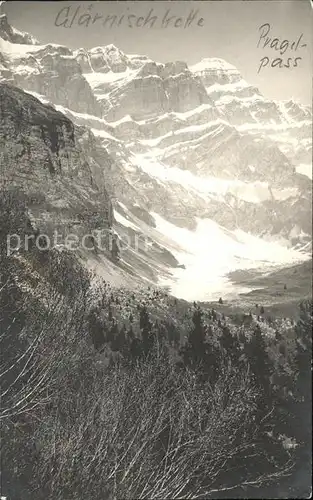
<box><xmin>0</xmin><ymin>16</ymin><xmax>311</xmax><ymax>301</ymax></box>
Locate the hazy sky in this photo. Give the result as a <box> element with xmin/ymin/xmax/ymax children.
<box><xmin>3</xmin><ymin>0</ymin><xmax>313</xmax><ymax>105</ymax></box>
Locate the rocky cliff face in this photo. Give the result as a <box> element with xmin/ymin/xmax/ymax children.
<box><xmin>0</xmin><ymin>83</ymin><xmax>112</xmax><ymax>244</ymax></box>
<box><xmin>81</xmin><ymin>57</ymin><xmax>210</xmax><ymax>121</ymax></box>
<box><xmin>0</xmin><ymin>13</ymin><xmax>39</xmax><ymax>45</ymax></box>
<box><xmin>0</xmin><ymin>38</ymin><xmax>102</xmax><ymax>116</ymax></box>
<box><xmin>75</xmin><ymin>44</ymin><xmax>131</xmax><ymax>74</ymax></box>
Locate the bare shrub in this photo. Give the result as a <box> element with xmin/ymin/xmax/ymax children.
<box><xmin>30</xmin><ymin>348</ymin><xmax>292</xmax><ymax>500</ymax></box>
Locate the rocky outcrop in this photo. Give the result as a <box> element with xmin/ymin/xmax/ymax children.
<box><xmin>0</xmin><ymin>50</ymin><xmax>13</xmax><ymax>82</ymax></box>
<box><xmin>0</xmin><ymin>83</ymin><xmax>112</xmax><ymax>243</ymax></box>
<box><xmin>101</xmin><ymin>62</ymin><xmax>209</xmax><ymax>121</ymax></box>
<box><xmin>75</xmin><ymin>44</ymin><xmax>130</xmax><ymax>74</ymax></box>
<box><xmin>164</xmin><ymin>70</ymin><xmax>209</xmax><ymax>114</ymax></box>
<box><xmin>107</xmin><ymin>71</ymin><xmax>169</xmax><ymax>121</ymax></box>
<box><xmin>0</xmin><ymin>41</ymin><xmax>102</xmax><ymax>116</ymax></box>
<box><xmin>280</xmin><ymin>100</ymin><xmax>312</xmax><ymax>122</ymax></box>
<box><xmin>0</xmin><ymin>13</ymin><xmax>39</xmax><ymax>44</ymax></box>
<box><xmin>128</xmin><ymin>54</ymin><xmax>153</xmax><ymax>70</ymax></box>
<box><xmin>73</xmin><ymin>43</ymin><xmax>210</xmax><ymax>121</ymax></box>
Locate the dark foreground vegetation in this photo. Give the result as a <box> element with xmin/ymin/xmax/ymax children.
<box><xmin>1</xmin><ymin>189</ymin><xmax>312</xmax><ymax>499</ymax></box>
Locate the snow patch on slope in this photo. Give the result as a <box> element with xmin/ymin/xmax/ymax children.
<box><xmin>150</xmin><ymin>213</ymin><xmax>309</xmax><ymax>301</ymax></box>
<box><xmin>296</xmin><ymin>164</ymin><xmax>312</xmax><ymax>179</ymax></box>
<box><xmin>132</xmin><ymin>154</ymin><xmax>298</xmax><ymax>204</ymax></box>
<box><xmin>84</xmin><ymin>68</ymin><xmax>136</xmax><ymax>88</ymax></box>
<box><xmin>139</xmin><ymin>120</ymin><xmax>228</xmax><ymax>147</ymax></box>
<box><xmin>190</xmin><ymin>58</ymin><xmax>239</xmax><ymax>74</ymax></box>
<box><xmin>0</xmin><ymin>38</ymin><xmax>63</xmax><ymax>55</ymax></box>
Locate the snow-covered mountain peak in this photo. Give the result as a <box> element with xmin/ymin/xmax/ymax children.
<box><xmin>191</xmin><ymin>57</ymin><xmax>238</xmax><ymax>73</ymax></box>
<box><xmin>0</xmin><ymin>13</ymin><xmax>39</xmax><ymax>45</ymax></box>
<box><xmin>89</xmin><ymin>44</ymin><xmax>125</xmax><ymax>59</ymax></box>
<box><xmin>0</xmin><ymin>36</ymin><xmax>101</xmax><ymax>115</ymax></box>
<box><xmin>190</xmin><ymin>57</ymin><xmax>242</xmax><ymax>87</ymax></box>
<box><xmin>128</xmin><ymin>53</ymin><xmax>153</xmax><ymax>66</ymax></box>
<box><xmin>74</xmin><ymin>44</ymin><xmax>131</xmax><ymax>74</ymax></box>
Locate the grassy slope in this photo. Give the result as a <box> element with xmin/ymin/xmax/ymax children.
<box><xmin>219</xmin><ymin>260</ymin><xmax>312</xmax><ymax>319</ymax></box>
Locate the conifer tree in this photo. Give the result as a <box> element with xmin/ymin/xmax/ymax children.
<box><xmin>127</xmin><ymin>325</ymin><xmax>134</xmax><ymax>340</ymax></box>
<box><xmin>108</xmin><ymin>319</ymin><xmax>118</xmax><ymax>343</ymax></box>
<box><xmin>130</xmin><ymin>337</ymin><xmax>142</xmax><ymax>361</ymax></box>
<box><xmin>111</xmin><ymin>236</ymin><xmax>120</xmax><ymax>261</ymax></box>
<box><xmin>245</xmin><ymin>324</ymin><xmax>272</xmax><ymax>403</ymax></box>
<box><xmin>88</xmin><ymin>309</ymin><xmax>105</xmax><ymax>351</ymax></box>
<box><xmin>219</xmin><ymin>325</ymin><xmax>241</xmax><ymax>366</ymax></box>
<box><xmin>139</xmin><ymin>305</ymin><xmax>154</xmax><ymax>355</ymax></box>
<box><xmin>182</xmin><ymin>308</ymin><xmax>219</xmax><ymax>383</ymax></box>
